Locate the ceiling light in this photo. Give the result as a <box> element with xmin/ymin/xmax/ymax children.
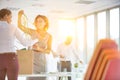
<box><xmin>75</xmin><ymin>0</ymin><xmax>95</xmax><ymax>4</ymax></box>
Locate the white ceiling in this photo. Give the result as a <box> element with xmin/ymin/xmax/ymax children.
<box><xmin>0</xmin><ymin>0</ymin><xmax>120</xmax><ymax>18</ymax></box>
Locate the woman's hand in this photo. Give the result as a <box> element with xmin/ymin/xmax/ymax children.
<box><xmin>18</xmin><ymin>9</ymin><xmax>29</xmax><ymax>34</ymax></box>
<box><xmin>18</xmin><ymin>10</ymin><xmax>24</xmax><ymax>16</ymax></box>
<box><xmin>32</xmin><ymin>42</ymin><xmax>44</xmax><ymax>52</ymax></box>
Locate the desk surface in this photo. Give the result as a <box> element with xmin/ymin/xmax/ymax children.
<box><xmin>19</xmin><ymin>72</ymin><xmax>83</xmax><ymax>77</ymax></box>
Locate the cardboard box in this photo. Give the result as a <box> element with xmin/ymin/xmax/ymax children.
<box><xmin>17</xmin><ymin>50</ymin><xmax>33</xmax><ymax>74</ymax></box>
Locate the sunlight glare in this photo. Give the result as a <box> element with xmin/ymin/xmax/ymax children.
<box><xmin>58</xmin><ymin>19</ymin><xmax>75</xmax><ymax>40</ymax></box>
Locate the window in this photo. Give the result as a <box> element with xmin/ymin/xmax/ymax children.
<box><xmin>86</xmin><ymin>15</ymin><xmax>95</xmax><ymax>62</ymax></box>
<box><xmin>76</xmin><ymin>18</ymin><xmax>85</xmax><ymax>52</ymax></box>
<box><xmin>97</xmin><ymin>11</ymin><xmax>106</xmax><ymax>41</ymax></box>
<box><xmin>110</xmin><ymin>8</ymin><xmax>119</xmax><ymax>46</ymax></box>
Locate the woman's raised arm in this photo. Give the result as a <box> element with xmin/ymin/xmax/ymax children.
<box><xmin>18</xmin><ymin>10</ymin><xmax>34</xmax><ymax>35</ymax></box>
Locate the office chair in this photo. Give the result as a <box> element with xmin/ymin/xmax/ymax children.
<box><xmin>96</xmin><ymin>49</ymin><xmax>120</xmax><ymax>80</ymax></box>
<box><xmin>84</xmin><ymin>39</ymin><xmax>118</xmax><ymax>80</ymax></box>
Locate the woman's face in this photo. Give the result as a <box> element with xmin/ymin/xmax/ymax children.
<box><xmin>35</xmin><ymin>17</ymin><xmax>46</xmax><ymax>30</ymax></box>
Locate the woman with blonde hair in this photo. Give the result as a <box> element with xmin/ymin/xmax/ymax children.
<box><xmin>18</xmin><ymin>10</ymin><xmax>52</xmax><ymax>80</ymax></box>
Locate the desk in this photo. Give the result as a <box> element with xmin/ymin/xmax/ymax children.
<box><xmin>19</xmin><ymin>72</ymin><xmax>84</xmax><ymax>80</ymax></box>
<box><xmin>19</xmin><ymin>72</ymin><xmax>71</xmax><ymax>77</ymax></box>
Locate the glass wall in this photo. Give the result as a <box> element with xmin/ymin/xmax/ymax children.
<box><xmin>97</xmin><ymin>11</ymin><xmax>106</xmax><ymax>41</ymax></box>
<box><xmin>76</xmin><ymin>18</ymin><xmax>85</xmax><ymax>52</ymax></box>
<box><xmin>76</xmin><ymin>7</ymin><xmax>120</xmax><ymax>63</ymax></box>
<box><xmin>110</xmin><ymin>8</ymin><xmax>120</xmax><ymax>47</ymax></box>
<box><xmin>76</xmin><ymin>18</ymin><xmax>85</xmax><ymax>62</ymax></box>
<box><xmin>86</xmin><ymin>15</ymin><xmax>95</xmax><ymax>62</ymax></box>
